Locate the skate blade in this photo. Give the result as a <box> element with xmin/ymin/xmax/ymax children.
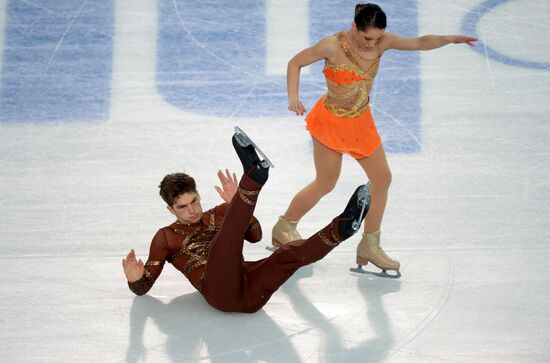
<box><xmin>351</xmin><ymin>183</ymin><xmax>371</xmax><ymax>231</ymax></box>
<box><xmin>234</xmin><ymin>126</ymin><xmax>274</xmax><ymax>168</ymax></box>
<box><xmin>349</xmin><ymin>265</ymin><xmax>401</xmax><ymax>279</ymax></box>
<box><xmin>265</xmin><ymin>245</ymin><xmax>278</xmax><ymax>252</ymax></box>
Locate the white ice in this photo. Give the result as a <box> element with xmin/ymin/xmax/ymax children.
<box><xmin>1</xmin><ymin>0</ymin><xmax>549</xmax><ymax>362</ymax></box>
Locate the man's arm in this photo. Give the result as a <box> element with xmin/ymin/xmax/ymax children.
<box><xmin>123</xmin><ymin>249</ymin><xmax>145</xmax><ymax>282</ymax></box>
<box><xmin>244</xmin><ymin>216</ymin><xmax>262</xmax><ymax>243</ymax></box>
<box><xmin>213</xmin><ymin>169</ymin><xmax>263</xmax><ymax>242</ymax></box>
<box><xmin>123</xmin><ymin>229</ymin><xmax>169</xmax><ymax>296</ymax></box>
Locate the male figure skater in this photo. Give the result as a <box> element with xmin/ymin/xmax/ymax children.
<box><xmin>123</xmin><ymin>128</ymin><xmax>371</xmax><ymax>313</ymax></box>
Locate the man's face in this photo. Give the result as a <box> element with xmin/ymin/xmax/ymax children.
<box><xmin>168</xmin><ymin>191</ymin><xmax>203</xmax><ymax>224</ymax></box>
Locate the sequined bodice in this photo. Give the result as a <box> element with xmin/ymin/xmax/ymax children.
<box><xmin>323</xmin><ymin>32</ymin><xmax>380</xmax><ymax>118</ymax></box>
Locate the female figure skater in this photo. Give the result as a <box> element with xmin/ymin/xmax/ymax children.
<box><xmin>272</xmin><ymin>3</ymin><xmax>476</xmax><ymax>276</ymax></box>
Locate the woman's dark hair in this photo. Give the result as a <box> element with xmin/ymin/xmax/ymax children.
<box><xmin>159</xmin><ymin>172</ymin><xmax>197</xmax><ymax>206</ymax></box>
<box><xmin>354</xmin><ymin>3</ymin><xmax>387</xmax><ymax>31</ymax></box>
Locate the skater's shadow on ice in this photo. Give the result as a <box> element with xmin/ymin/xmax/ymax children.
<box><xmin>350</xmin><ymin>275</ymin><xmax>401</xmax><ymax>362</ymax></box>
<box><xmin>280</xmin><ymin>266</ymin><xmax>401</xmax><ymax>362</ymax></box>
<box><xmin>125</xmin><ymin>290</ymin><xmax>303</xmax><ymax>362</ymax></box>
<box><xmin>125</xmin><ymin>266</ymin><xmax>400</xmax><ymax>362</ymax></box>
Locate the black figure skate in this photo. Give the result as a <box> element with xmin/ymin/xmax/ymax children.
<box><xmin>232</xmin><ymin>126</ymin><xmax>274</xmax><ymax>185</ymax></box>
<box><xmin>338</xmin><ymin>182</ymin><xmax>372</xmax><ymax>240</ymax></box>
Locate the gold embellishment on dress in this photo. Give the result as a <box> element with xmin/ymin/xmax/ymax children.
<box><xmin>323</xmin><ymin>64</ymin><xmax>373</xmax><ymax>118</ymax></box>
<box><xmin>145</xmin><ymin>260</ymin><xmax>164</xmax><ymax>266</ymax></box>
<box><xmin>320</xmin><ymin>32</ymin><xmax>380</xmax><ymax>119</ymax></box>
<box><xmin>338</xmin><ymin>32</ymin><xmax>359</xmax><ymax>68</ymax></box>
<box><xmin>324</xmin><ymin>95</ymin><xmax>370</xmax><ymax>118</ymax></box>
<box><xmin>337</xmin><ymin>32</ymin><xmax>380</xmax><ymax>73</ymax></box>
<box><xmin>325</xmin><ymin>80</ymin><xmax>361</xmax><ymax>99</ymax></box>
<box><xmin>325</xmin><ymin>61</ymin><xmax>379</xmax><ymax>81</ymax></box>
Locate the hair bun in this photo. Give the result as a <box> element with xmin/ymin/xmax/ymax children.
<box><xmin>355</xmin><ymin>4</ymin><xmax>367</xmax><ymax>14</ymax></box>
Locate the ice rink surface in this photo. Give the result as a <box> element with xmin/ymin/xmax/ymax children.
<box><xmin>1</xmin><ymin>0</ymin><xmax>549</xmax><ymax>362</ymax></box>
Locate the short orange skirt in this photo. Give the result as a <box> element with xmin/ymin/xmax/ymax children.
<box><xmin>305</xmin><ymin>96</ymin><xmax>381</xmax><ymax>159</ymax></box>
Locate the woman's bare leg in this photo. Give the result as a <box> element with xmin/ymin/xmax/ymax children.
<box><xmin>356</xmin><ymin>145</ymin><xmax>392</xmax><ymax>233</ymax></box>
<box><xmin>354</xmin><ymin>145</ymin><xmax>399</xmax><ymax>273</ymax></box>
<box><xmin>283</xmin><ymin>137</ymin><xmax>343</xmax><ymax>221</ymax></box>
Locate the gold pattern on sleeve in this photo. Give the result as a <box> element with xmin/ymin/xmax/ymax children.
<box><xmin>319</xmin><ymin>232</ymin><xmax>340</xmax><ymax>247</ymax></box>
<box><xmin>145</xmin><ymin>260</ymin><xmax>164</xmax><ymax>266</ymax></box>
<box><xmin>142</xmin><ymin>268</ymin><xmax>155</xmax><ymax>287</ymax></box>
<box><xmin>238</xmin><ymin>187</ymin><xmax>260</xmax><ymax>205</ymax></box>
<box><xmin>319</xmin><ymin>221</ymin><xmax>342</xmax><ymax>247</ymax></box>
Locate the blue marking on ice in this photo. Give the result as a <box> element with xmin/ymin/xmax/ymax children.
<box><xmin>461</xmin><ymin>0</ymin><xmax>550</xmax><ymax>70</ymax></box>
<box><xmin>157</xmin><ymin>0</ymin><xmax>421</xmax><ymax>153</ymax></box>
<box><xmin>0</xmin><ymin>0</ymin><xmax>114</xmax><ymax>122</ymax></box>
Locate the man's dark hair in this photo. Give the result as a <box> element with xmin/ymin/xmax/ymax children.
<box><xmin>354</xmin><ymin>3</ymin><xmax>387</xmax><ymax>31</ymax></box>
<box><xmin>159</xmin><ymin>173</ymin><xmax>197</xmax><ymax>206</ymax></box>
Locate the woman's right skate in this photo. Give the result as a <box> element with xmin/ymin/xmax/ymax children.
<box><xmin>350</xmin><ymin>230</ymin><xmax>401</xmax><ymax>278</ymax></box>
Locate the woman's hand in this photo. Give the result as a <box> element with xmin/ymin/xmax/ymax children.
<box><xmin>122</xmin><ymin>249</ymin><xmax>144</xmax><ymax>283</ymax></box>
<box><xmin>214</xmin><ymin>169</ymin><xmax>238</xmax><ymax>203</ymax></box>
<box><xmin>288</xmin><ymin>100</ymin><xmax>307</xmax><ymax>116</ymax></box>
<box><xmin>450</xmin><ymin>35</ymin><xmax>477</xmax><ymax>46</ymax></box>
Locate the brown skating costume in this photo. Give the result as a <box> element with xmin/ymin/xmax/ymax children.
<box><xmin>128</xmin><ymin>176</ymin><xmax>344</xmax><ymax>313</ymax></box>
<box><xmin>127</xmin><ymin>202</ymin><xmax>261</xmax><ymax>294</ymax></box>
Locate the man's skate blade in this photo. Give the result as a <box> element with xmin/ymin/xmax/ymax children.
<box><xmin>349</xmin><ymin>265</ymin><xmax>401</xmax><ymax>279</ymax></box>
<box><xmin>234</xmin><ymin>126</ymin><xmax>274</xmax><ymax>168</ymax></box>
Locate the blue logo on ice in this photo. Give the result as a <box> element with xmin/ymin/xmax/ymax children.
<box><xmin>157</xmin><ymin>0</ymin><xmax>421</xmax><ymax>153</ymax></box>
<box><xmin>0</xmin><ymin>0</ymin><xmax>114</xmax><ymax>122</ymax></box>
<box><xmin>0</xmin><ymin>0</ymin><xmax>421</xmax><ymax>153</ymax></box>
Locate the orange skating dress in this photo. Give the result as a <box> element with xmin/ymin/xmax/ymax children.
<box><xmin>306</xmin><ymin>32</ymin><xmax>382</xmax><ymax>159</ymax></box>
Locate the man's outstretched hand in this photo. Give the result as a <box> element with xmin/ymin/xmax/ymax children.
<box><xmin>215</xmin><ymin>169</ymin><xmax>238</xmax><ymax>203</ymax></box>
<box><xmin>122</xmin><ymin>249</ymin><xmax>144</xmax><ymax>283</ymax></box>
